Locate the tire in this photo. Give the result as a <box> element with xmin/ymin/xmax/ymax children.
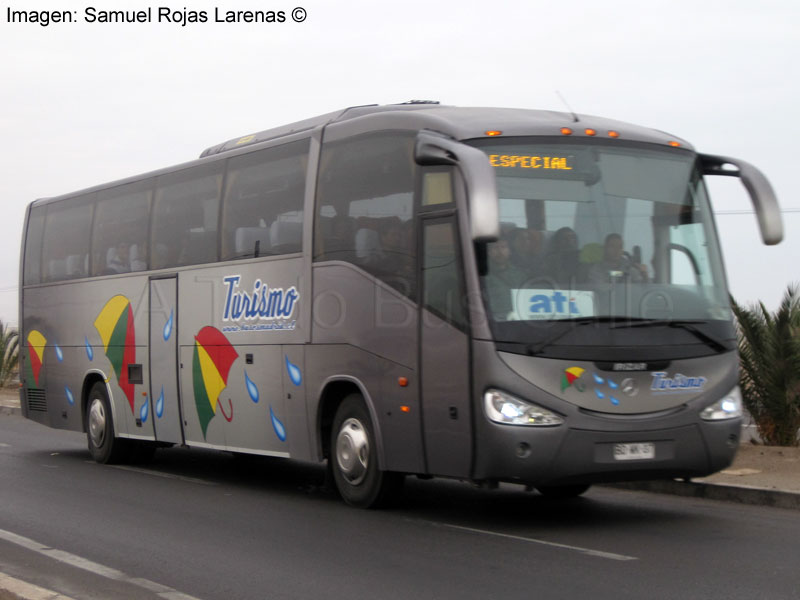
<box><xmin>330</xmin><ymin>394</ymin><xmax>403</xmax><ymax>508</ymax></box>
<box><xmin>535</xmin><ymin>483</ymin><xmax>591</xmax><ymax>499</ymax></box>
<box><xmin>86</xmin><ymin>382</ymin><xmax>130</xmax><ymax>464</ymax></box>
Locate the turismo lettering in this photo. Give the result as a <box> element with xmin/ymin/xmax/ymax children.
<box><xmin>650</xmin><ymin>372</ymin><xmax>707</xmax><ymax>393</ymax></box>
<box><xmin>222</xmin><ymin>276</ymin><xmax>299</xmax><ymax>322</ymax></box>
<box><xmin>489</xmin><ymin>155</ymin><xmax>572</xmax><ymax>170</ymax></box>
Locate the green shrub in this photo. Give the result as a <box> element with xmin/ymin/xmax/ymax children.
<box><xmin>732</xmin><ymin>285</ymin><xmax>800</xmax><ymax>446</ymax></box>
<box><xmin>0</xmin><ymin>320</ymin><xmax>19</xmax><ymax>387</ymax></box>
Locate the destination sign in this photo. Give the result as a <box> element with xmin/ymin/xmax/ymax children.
<box><xmin>489</xmin><ymin>154</ymin><xmax>573</xmax><ymax>170</ymax></box>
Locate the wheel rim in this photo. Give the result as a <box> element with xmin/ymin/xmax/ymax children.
<box><xmin>335</xmin><ymin>417</ymin><xmax>369</xmax><ymax>486</ymax></box>
<box><xmin>88</xmin><ymin>398</ymin><xmax>107</xmax><ymax>448</ymax></box>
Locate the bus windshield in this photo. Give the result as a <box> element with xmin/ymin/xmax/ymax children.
<box><xmin>469</xmin><ymin>139</ymin><xmax>735</xmax><ymax>357</ymax></box>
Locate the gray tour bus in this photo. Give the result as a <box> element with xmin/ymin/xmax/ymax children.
<box><xmin>19</xmin><ymin>102</ymin><xmax>782</xmax><ymax>507</ymax></box>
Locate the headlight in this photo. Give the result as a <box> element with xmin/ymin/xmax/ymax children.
<box><xmin>700</xmin><ymin>386</ymin><xmax>743</xmax><ymax>421</ymax></box>
<box><xmin>484</xmin><ymin>389</ymin><xmax>564</xmax><ymax>426</ymax></box>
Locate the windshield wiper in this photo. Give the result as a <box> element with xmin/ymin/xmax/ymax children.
<box><xmin>610</xmin><ymin>319</ymin><xmax>730</xmax><ymax>353</ymax></box>
<box><xmin>525</xmin><ymin>316</ymin><xmax>627</xmax><ymax>356</ymax></box>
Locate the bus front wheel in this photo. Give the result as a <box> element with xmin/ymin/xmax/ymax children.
<box><xmin>330</xmin><ymin>394</ymin><xmax>402</xmax><ymax>508</ymax></box>
<box><xmin>86</xmin><ymin>382</ymin><xmax>129</xmax><ymax>464</ymax></box>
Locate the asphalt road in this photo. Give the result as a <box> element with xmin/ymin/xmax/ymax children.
<box><xmin>1</xmin><ymin>413</ymin><xmax>799</xmax><ymax>600</ymax></box>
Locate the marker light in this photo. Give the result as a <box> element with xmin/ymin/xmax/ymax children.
<box><xmin>484</xmin><ymin>389</ymin><xmax>564</xmax><ymax>426</ymax></box>
<box><xmin>701</xmin><ymin>387</ymin><xmax>743</xmax><ymax>421</ymax></box>
<box><xmin>669</xmin><ymin>141</ymin><xmax>682</xmax><ymax>147</ymax></box>
<box><xmin>485</xmin><ymin>130</ymin><xmax>503</xmax><ymax>137</ymax></box>
<box><xmin>560</xmin><ymin>127</ymin><xmax>573</xmax><ymax>135</ymax></box>
<box><xmin>608</xmin><ymin>130</ymin><xmax>620</xmax><ymax>138</ymax></box>
<box><xmin>585</xmin><ymin>128</ymin><xmax>597</xmax><ymax>136</ymax></box>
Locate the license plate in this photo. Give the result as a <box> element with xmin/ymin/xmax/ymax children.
<box><xmin>613</xmin><ymin>442</ymin><xmax>655</xmax><ymax>461</ymax></box>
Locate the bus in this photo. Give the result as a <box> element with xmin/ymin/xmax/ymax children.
<box><xmin>19</xmin><ymin>102</ymin><xmax>782</xmax><ymax>507</ymax></box>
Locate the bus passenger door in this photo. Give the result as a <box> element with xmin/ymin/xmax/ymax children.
<box><xmin>419</xmin><ymin>215</ymin><xmax>472</xmax><ymax>478</ymax></box>
<box><xmin>149</xmin><ymin>276</ymin><xmax>184</xmax><ymax>445</ymax></box>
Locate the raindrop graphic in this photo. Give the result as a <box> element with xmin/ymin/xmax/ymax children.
<box><xmin>608</xmin><ymin>379</ymin><xmax>619</xmax><ymax>390</ymax></box>
<box><xmin>611</xmin><ymin>397</ymin><xmax>620</xmax><ymax>406</ymax></box>
<box><xmin>270</xmin><ymin>406</ymin><xmax>287</xmax><ymax>442</ymax></box>
<box><xmin>65</xmin><ymin>386</ymin><xmax>74</xmax><ymax>406</ymax></box>
<box><xmin>285</xmin><ymin>356</ymin><xmax>302</xmax><ymax>386</ymax></box>
<box><xmin>55</xmin><ymin>344</ymin><xmax>64</xmax><ymax>362</ymax></box>
<box><xmin>593</xmin><ymin>373</ymin><xmax>605</xmax><ymax>385</ymax></box>
<box><xmin>245</xmin><ymin>371</ymin><xmax>260</xmax><ymax>403</ymax></box>
<box><xmin>140</xmin><ymin>398</ymin><xmax>149</xmax><ymax>423</ymax></box>
<box><xmin>594</xmin><ymin>388</ymin><xmax>605</xmax><ymax>400</ymax></box>
<box><xmin>85</xmin><ymin>337</ymin><xmax>94</xmax><ymax>361</ymax></box>
<box><xmin>163</xmin><ymin>310</ymin><xmax>174</xmax><ymax>341</ymax></box>
<box><xmin>156</xmin><ymin>387</ymin><xmax>164</xmax><ymax>418</ymax></box>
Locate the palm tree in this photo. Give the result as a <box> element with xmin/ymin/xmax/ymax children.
<box><xmin>0</xmin><ymin>320</ymin><xmax>19</xmax><ymax>388</ymax></box>
<box><xmin>731</xmin><ymin>285</ymin><xmax>800</xmax><ymax>446</ymax></box>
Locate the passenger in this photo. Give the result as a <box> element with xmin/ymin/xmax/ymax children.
<box><xmin>483</xmin><ymin>238</ymin><xmax>528</xmax><ymax>320</ymax></box>
<box><xmin>130</xmin><ymin>242</ymin><xmax>148</xmax><ymax>272</ymax></box>
<box><xmin>105</xmin><ymin>242</ymin><xmax>131</xmax><ymax>274</ymax></box>
<box><xmin>509</xmin><ymin>227</ymin><xmax>546</xmax><ymax>275</ymax></box>
<box><xmin>587</xmin><ymin>233</ymin><xmax>649</xmax><ymax>284</ymax></box>
<box><xmin>545</xmin><ymin>227</ymin><xmax>580</xmax><ymax>286</ymax></box>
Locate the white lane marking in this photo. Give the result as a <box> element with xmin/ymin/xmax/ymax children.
<box><xmin>86</xmin><ymin>462</ymin><xmax>216</xmax><ymax>486</ymax></box>
<box><xmin>439</xmin><ymin>523</ymin><xmax>638</xmax><ymax>561</ymax></box>
<box><xmin>0</xmin><ymin>528</ymin><xmax>206</xmax><ymax>600</ymax></box>
<box><xmin>0</xmin><ymin>571</ymin><xmax>77</xmax><ymax>600</ymax></box>
<box><xmin>0</xmin><ymin>443</ymin><xmax>10</xmax><ymax>448</ymax></box>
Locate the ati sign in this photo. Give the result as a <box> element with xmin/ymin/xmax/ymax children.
<box><xmin>512</xmin><ymin>289</ymin><xmax>595</xmax><ymax>320</ymax></box>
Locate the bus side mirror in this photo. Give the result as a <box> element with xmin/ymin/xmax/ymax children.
<box><xmin>415</xmin><ymin>131</ymin><xmax>499</xmax><ymax>243</ymax></box>
<box><xmin>701</xmin><ymin>154</ymin><xmax>783</xmax><ymax>245</ymax></box>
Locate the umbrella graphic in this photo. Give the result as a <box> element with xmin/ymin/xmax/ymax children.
<box><xmin>561</xmin><ymin>367</ymin><xmax>586</xmax><ymax>392</ymax></box>
<box><xmin>192</xmin><ymin>326</ymin><xmax>239</xmax><ymax>439</ymax></box>
<box><xmin>94</xmin><ymin>295</ymin><xmax>137</xmax><ymax>413</ymax></box>
<box><xmin>26</xmin><ymin>330</ymin><xmax>47</xmax><ymax>387</ymax></box>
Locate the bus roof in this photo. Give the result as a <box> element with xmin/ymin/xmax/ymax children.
<box><xmin>199</xmin><ymin>101</ymin><xmax>693</xmax><ymax>157</ymax></box>
<box><xmin>32</xmin><ymin>102</ymin><xmax>693</xmax><ymax>207</ymax></box>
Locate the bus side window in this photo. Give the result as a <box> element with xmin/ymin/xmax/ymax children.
<box><xmin>423</xmin><ymin>220</ymin><xmax>466</xmax><ymax>329</ymax></box>
<box><xmin>23</xmin><ymin>204</ymin><xmax>46</xmax><ymax>285</ymax></box>
<box><xmin>221</xmin><ymin>139</ymin><xmax>309</xmax><ymax>260</ymax></box>
<box><xmin>152</xmin><ymin>164</ymin><xmax>223</xmax><ymax>269</ymax></box>
<box><xmin>41</xmin><ymin>194</ymin><xmax>95</xmax><ymax>282</ymax></box>
<box><xmin>91</xmin><ymin>180</ymin><xmax>152</xmax><ymax>276</ymax></box>
<box><xmin>314</xmin><ymin>132</ymin><xmax>417</xmax><ymax>300</ymax></box>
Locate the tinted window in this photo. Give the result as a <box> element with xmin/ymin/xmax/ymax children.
<box><xmin>314</xmin><ymin>132</ymin><xmax>417</xmax><ymax>298</ymax></box>
<box><xmin>41</xmin><ymin>194</ymin><xmax>95</xmax><ymax>282</ymax></box>
<box><xmin>92</xmin><ymin>180</ymin><xmax>152</xmax><ymax>275</ymax></box>
<box><xmin>423</xmin><ymin>220</ymin><xmax>466</xmax><ymax>328</ymax></box>
<box><xmin>152</xmin><ymin>164</ymin><xmax>223</xmax><ymax>269</ymax></box>
<box><xmin>23</xmin><ymin>204</ymin><xmax>46</xmax><ymax>285</ymax></box>
<box><xmin>221</xmin><ymin>139</ymin><xmax>309</xmax><ymax>260</ymax></box>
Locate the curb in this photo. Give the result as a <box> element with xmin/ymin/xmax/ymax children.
<box><xmin>608</xmin><ymin>480</ymin><xmax>800</xmax><ymax>511</ymax></box>
<box><xmin>0</xmin><ymin>406</ymin><xmax>20</xmax><ymax>417</ymax></box>
<box><xmin>0</xmin><ymin>572</ymin><xmax>76</xmax><ymax>600</ymax></box>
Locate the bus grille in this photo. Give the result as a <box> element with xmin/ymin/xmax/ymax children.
<box><xmin>25</xmin><ymin>388</ymin><xmax>47</xmax><ymax>413</ymax></box>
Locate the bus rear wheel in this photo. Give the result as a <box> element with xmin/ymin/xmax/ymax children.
<box><xmin>330</xmin><ymin>394</ymin><xmax>402</xmax><ymax>508</ymax></box>
<box><xmin>86</xmin><ymin>382</ymin><xmax>130</xmax><ymax>464</ymax></box>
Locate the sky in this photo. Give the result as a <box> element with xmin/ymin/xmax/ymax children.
<box><xmin>0</xmin><ymin>0</ymin><xmax>797</xmax><ymax>327</ymax></box>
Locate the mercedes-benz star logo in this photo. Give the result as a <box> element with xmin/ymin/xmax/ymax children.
<box><xmin>621</xmin><ymin>378</ymin><xmax>639</xmax><ymax>397</ymax></box>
